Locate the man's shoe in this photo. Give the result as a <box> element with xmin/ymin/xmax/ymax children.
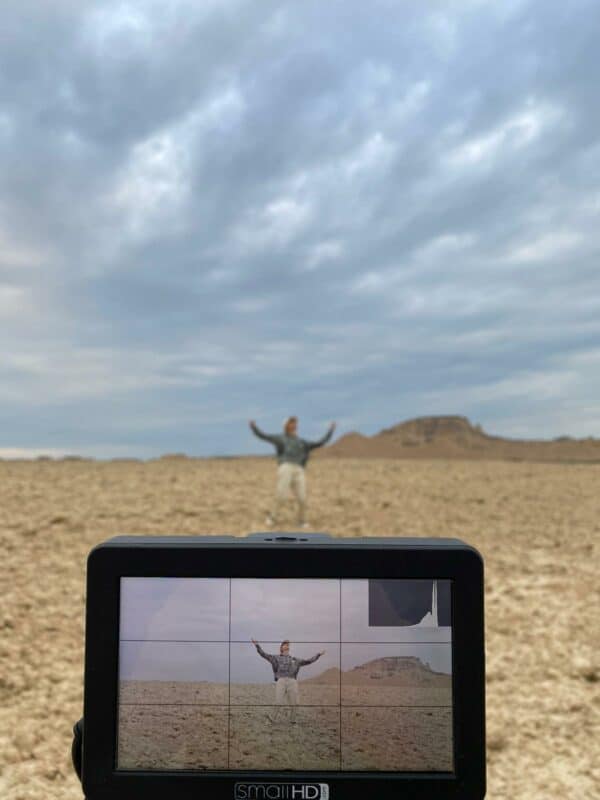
<box><xmin>265</xmin><ymin>515</ymin><xmax>275</xmax><ymax>527</ymax></box>
<box><xmin>300</xmin><ymin>521</ymin><xmax>310</xmax><ymax>529</ymax></box>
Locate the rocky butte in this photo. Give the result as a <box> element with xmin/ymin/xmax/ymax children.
<box><xmin>315</xmin><ymin>415</ymin><xmax>600</xmax><ymax>462</ymax></box>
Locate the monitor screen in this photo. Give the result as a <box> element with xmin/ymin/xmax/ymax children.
<box><xmin>117</xmin><ymin>578</ymin><xmax>453</xmax><ymax>773</ymax></box>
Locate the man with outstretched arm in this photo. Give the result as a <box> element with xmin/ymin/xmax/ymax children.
<box><xmin>248</xmin><ymin>416</ymin><xmax>336</xmax><ymax>527</ymax></box>
<box><xmin>251</xmin><ymin>638</ymin><xmax>325</xmax><ymax>723</ymax></box>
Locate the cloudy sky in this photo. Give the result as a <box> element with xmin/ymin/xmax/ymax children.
<box><xmin>2</xmin><ymin>0</ymin><xmax>599</xmax><ymax>457</ymax></box>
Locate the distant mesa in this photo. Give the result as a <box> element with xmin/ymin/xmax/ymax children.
<box><xmin>379</xmin><ymin>415</ymin><xmax>490</xmax><ymax>443</ymax></box>
<box><xmin>303</xmin><ymin>656</ymin><xmax>450</xmax><ymax>687</ymax></box>
<box><xmin>344</xmin><ymin>656</ymin><xmax>450</xmax><ymax>687</ymax></box>
<box><xmin>315</xmin><ymin>415</ymin><xmax>600</xmax><ymax>463</ymax></box>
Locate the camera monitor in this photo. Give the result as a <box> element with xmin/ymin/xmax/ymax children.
<box><xmin>79</xmin><ymin>534</ymin><xmax>485</xmax><ymax>799</ymax></box>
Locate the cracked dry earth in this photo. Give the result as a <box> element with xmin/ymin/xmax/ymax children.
<box><xmin>1</xmin><ymin>457</ymin><xmax>599</xmax><ymax>799</ymax></box>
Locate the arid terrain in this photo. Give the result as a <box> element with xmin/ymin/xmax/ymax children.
<box><xmin>117</xmin><ymin>658</ymin><xmax>452</xmax><ymax>772</ymax></box>
<box><xmin>1</xmin><ymin>454</ymin><xmax>599</xmax><ymax>797</ymax></box>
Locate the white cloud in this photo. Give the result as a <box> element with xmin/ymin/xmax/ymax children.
<box><xmin>304</xmin><ymin>239</ymin><xmax>344</xmax><ymax>271</ymax></box>
<box><xmin>230</xmin><ymin>297</ymin><xmax>272</xmax><ymax>313</ymax></box>
<box><xmin>413</xmin><ymin>233</ymin><xmax>477</xmax><ymax>264</ymax></box>
<box><xmin>0</xmin><ymin>447</ymin><xmax>69</xmax><ymax>459</ymax></box>
<box><xmin>230</xmin><ymin>197</ymin><xmax>313</xmax><ymax>253</ymax></box>
<box><xmin>445</xmin><ymin>102</ymin><xmax>565</xmax><ymax>168</ymax></box>
<box><xmin>105</xmin><ymin>83</ymin><xmax>246</xmax><ymax>244</ymax></box>
<box><xmin>82</xmin><ymin>0</ymin><xmax>233</xmax><ymax>53</ymax></box>
<box><xmin>0</xmin><ymin>286</ymin><xmax>34</xmax><ymax>318</ymax></box>
<box><xmin>0</xmin><ymin>347</ymin><xmax>223</xmax><ymax>405</ymax></box>
<box><xmin>506</xmin><ymin>230</ymin><xmax>584</xmax><ymax>263</ymax></box>
<box><xmin>388</xmin><ymin>80</ymin><xmax>431</xmax><ymax>126</ymax></box>
<box><xmin>0</xmin><ymin>228</ymin><xmax>50</xmax><ymax>269</ymax></box>
<box><xmin>109</xmin><ymin>131</ymin><xmax>190</xmax><ymax>239</ymax></box>
<box><xmin>343</xmin><ymin>132</ymin><xmax>396</xmax><ymax>177</ymax></box>
<box><xmin>82</xmin><ymin>4</ymin><xmax>152</xmax><ymax>52</ymax></box>
<box><xmin>350</xmin><ymin>270</ymin><xmax>386</xmax><ymax>294</ymax></box>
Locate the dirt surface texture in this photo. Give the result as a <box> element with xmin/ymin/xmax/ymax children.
<box><xmin>117</xmin><ymin>662</ymin><xmax>453</xmax><ymax>772</ymax></box>
<box><xmin>1</xmin><ymin>455</ymin><xmax>599</xmax><ymax>798</ymax></box>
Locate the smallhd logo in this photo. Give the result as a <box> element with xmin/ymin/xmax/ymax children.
<box><xmin>234</xmin><ymin>783</ymin><xmax>329</xmax><ymax>799</ymax></box>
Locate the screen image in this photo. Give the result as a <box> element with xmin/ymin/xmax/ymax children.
<box><xmin>117</xmin><ymin>578</ymin><xmax>453</xmax><ymax>773</ymax></box>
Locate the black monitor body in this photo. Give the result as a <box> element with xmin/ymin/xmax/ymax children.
<box><xmin>80</xmin><ymin>533</ymin><xmax>486</xmax><ymax>799</ymax></box>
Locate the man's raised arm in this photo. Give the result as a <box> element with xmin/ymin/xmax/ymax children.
<box><xmin>249</xmin><ymin>420</ymin><xmax>281</xmax><ymax>446</ymax></box>
<box><xmin>305</xmin><ymin>422</ymin><xmax>336</xmax><ymax>450</ymax></box>
<box><xmin>251</xmin><ymin>638</ymin><xmax>277</xmax><ymax>666</ymax></box>
<box><xmin>297</xmin><ymin>649</ymin><xmax>326</xmax><ymax>666</ymax></box>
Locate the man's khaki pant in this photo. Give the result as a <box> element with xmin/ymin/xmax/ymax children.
<box><xmin>275</xmin><ymin>677</ymin><xmax>299</xmax><ymax>705</ymax></box>
<box><xmin>273</xmin><ymin>677</ymin><xmax>299</xmax><ymax>723</ymax></box>
<box><xmin>273</xmin><ymin>463</ymin><xmax>306</xmax><ymax>523</ymax></box>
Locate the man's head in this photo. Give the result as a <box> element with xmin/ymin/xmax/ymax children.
<box><xmin>283</xmin><ymin>417</ymin><xmax>298</xmax><ymax>436</ymax></box>
<box><xmin>280</xmin><ymin>640</ymin><xmax>290</xmax><ymax>655</ymax></box>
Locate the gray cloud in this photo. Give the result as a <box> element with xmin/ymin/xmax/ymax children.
<box><xmin>1</xmin><ymin>0</ymin><xmax>599</xmax><ymax>456</ymax></box>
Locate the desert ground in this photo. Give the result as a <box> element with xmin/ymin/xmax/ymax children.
<box><xmin>1</xmin><ymin>456</ymin><xmax>599</xmax><ymax>797</ymax></box>
<box><xmin>117</xmin><ymin>678</ymin><xmax>452</xmax><ymax>771</ymax></box>
<box><xmin>119</xmin><ymin>679</ymin><xmax>339</xmax><ymax>707</ymax></box>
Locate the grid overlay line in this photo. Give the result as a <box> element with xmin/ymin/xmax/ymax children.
<box><xmin>339</xmin><ymin>578</ymin><xmax>342</xmax><ymax>771</ymax></box>
<box><xmin>120</xmin><ymin>639</ymin><xmax>451</xmax><ymax>644</ymax></box>
<box><xmin>227</xmin><ymin>578</ymin><xmax>231</xmax><ymax>768</ymax></box>
<box><xmin>119</xmin><ymin>703</ymin><xmax>452</xmax><ymax>708</ymax></box>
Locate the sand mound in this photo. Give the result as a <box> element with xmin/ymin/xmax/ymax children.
<box><xmin>302</xmin><ymin>667</ymin><xmax>342</xmax><ymax>684</ymax></box>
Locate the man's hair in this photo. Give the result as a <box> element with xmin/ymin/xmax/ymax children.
<box><xmin>283</xmin><ymin>417</ymin><xmax>297</xmax><ymax>434</ymax></box>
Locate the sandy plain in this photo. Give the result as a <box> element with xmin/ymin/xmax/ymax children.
<box><xmin>117</xmin><ymin>679</ymin><xmax>453</xmax><ymax>771</ymax></box>
<box><xmin>1</xmin><ymin>456</ymin><xmax>599</xmax><ymax>798</ymax></box>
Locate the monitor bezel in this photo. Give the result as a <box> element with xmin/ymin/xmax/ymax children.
<box><xmin>82</xmin><ymin>537</ymin><xmax>485</xmax><ymax>800</ymax></box>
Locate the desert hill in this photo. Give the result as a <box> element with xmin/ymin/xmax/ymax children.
<box><xmin>316</xmin><ymin>415</ymin><xmax>600</xmax><ymax>462</ymax></box>
<box><xmin>302</xmin><ymin>667</ymin><xmax>341</xmax><ymax>685</ymax></box>
<box><xmin>303</xmin><ymin>656</ymin><xmax>450</xmax><ymax>688</ymax></box>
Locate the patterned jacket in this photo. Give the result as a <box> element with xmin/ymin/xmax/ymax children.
<box><xmin>254</xmin><ymin>643</ymin><xmax>322</xmax><ymax>680</ymax></box>
<box><xmin>250</xmin><ymin>423</ymin><xmax>333</xmax><ymax>467</ymax></box>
